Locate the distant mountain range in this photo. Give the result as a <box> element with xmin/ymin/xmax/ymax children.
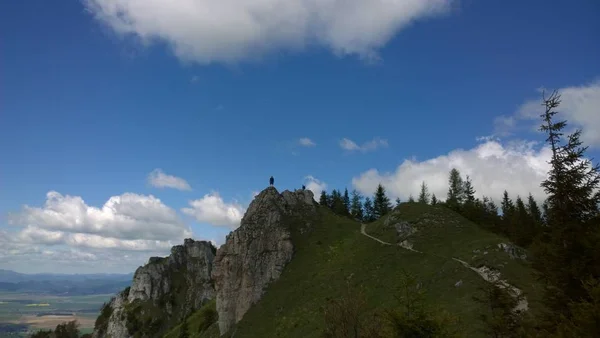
<box><xmin>0</xmin><ymin>269</ymin><xmax>133</xmax><ymax>296</ymax></box>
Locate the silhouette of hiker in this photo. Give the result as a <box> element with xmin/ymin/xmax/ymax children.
<box><xmin>269</xmin><ymin>176</ymin><xmax>274</xmax><ymax>186</ymax></box>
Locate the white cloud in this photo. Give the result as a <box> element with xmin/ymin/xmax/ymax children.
<box><xmin>190</xmin><ymin>75</ymin><xmax>199</xmax><ymax>83</ymax></box>
<box><xmin>182</xmin><ymin>192</ymin><xmax>245</xmax><ymax>229</ymax></box>
<box><xmin>148</xmin><ymin>169</ymin><xmax>192</xmax><ymax>190</ymax></box>
<box><xmin>304</xmin><ymin>176</ymin><xmax>327</xmax><ymax>198</ymax></box>
<box><xmin>299</xmin><ymin>137</ymin><xmax>316</xmax><ymax>147</ymax></box>
<box><xmin>352</xmin><ymin>139</ymin><xmax>553</xmax><ymax>203</ymax></box>
<box><xmin>501</xmin><ymin>80</ymin><xmax>600</xmax><ymax>147</ymax></box>
<box><xmin>84</xmin><ymin>0</ymin><xmax>452</xmax><ymax>64</ymax></box>
<box><xmin>4</xmin><ymin>191</ymin><xmax>196</xmax><ymax>273</ymax></box>
<box><xmin>340</xmin><ymin>137</ymin><xmax>388</xmax><ymax>153</ymax></box>
<box><xmin>9</xmin><ymin>191</ymin><xmax>191</xmax><ymax>241</ymax></box>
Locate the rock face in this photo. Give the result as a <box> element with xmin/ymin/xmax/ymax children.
<box><xmin>212</xmin><ymin>187</ymin><xmax>315</xmax><ymax>335</ymax></box>
<box><xmin>93</xmin><ymin>239</ymin><xmax>216</xmax><ymax>338</ymax></box>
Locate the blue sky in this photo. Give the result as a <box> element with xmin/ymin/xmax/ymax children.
<box><xmin>1</xmin><ymin>0</ymin><xmax>598</xmax><ymax>273</ymax></box>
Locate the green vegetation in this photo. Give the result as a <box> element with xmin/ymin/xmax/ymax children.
<box><xmin>214</xmin><ymin>202</ymin><xmax>539</xmax><ymax>337</ymax></box>
<box><xmin>30</xmin><ymin>320</ymin><xmax>81</xmax><ymax>338</ymax></box>
<box><xmin>164</xmin><ymin>300</ymin><xmax>218</xmax><ymax>338</ymax></box>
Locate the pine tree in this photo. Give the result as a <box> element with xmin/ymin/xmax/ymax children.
<box><xmin>446</xmin><ymin>168</ymin><xmax>464</xmax><ymax>210</ymax></box>
<box><xmin>373</xmin><ymin>184</ymin><xmax>392</xmax><ymax>219</ymax></box>
<box><xmin>431</xmin><ymin>194</ymin><xmax>438</xmax><ymax>205</ymax></box>
<box><xmin>319</xmin><ymin>190</ymin><xmax>328</xmax><ymax>206</ymax></box>
<box><xmin>350</xmin><ymin>190</ymin><xmax>364</xmax><ymax>220</ymax></box>
<box><xmin>395</xmin><ymin>197</ymin><xmax>401</xmax><ymax>207</ymax></box>
<box><xmin>343</xmin><ymin>188</ymin><xmax>350</xmax><ymax>215</ymax></box>
<box><xmin>527</xmin><ymin>194</ymin><xmax>542</xmax><ymax>226</ymax></box>
<box><xmin>463</xmin><ymin>176</ymin><xmax>476</xmax><ymax>204</ymax></box>
<box><xmin>418</xmin><ymin>181</ymin><xmax>430</xmax><ymax>204</ymax></box>
<box><xmin>330</xmin><ymin>190</ymin><xmax>348</xmax><ymax>215</ymax></box>
<box><xmin>532</xmin><ymin>91</ymin><xmax>600</xmax><ymax>330</ymax></box>
<box><xmin>363</xmin><ymin>197</ymin><xmax>375</xmax><ymax>222</ymax></box>
<box><xmin>408</xmin><ymin>195</ymin><xmax>415</xmax><ymax>203</ymax></box>
<box><xmin>514</xmin><ymin>196</ymin><xmax>532</xmax><ymax>247</ymax></box>
<box><xmin>501</xmin><ymin>190</ymin><xmax>515</xmax><ymax>236</ymax></box>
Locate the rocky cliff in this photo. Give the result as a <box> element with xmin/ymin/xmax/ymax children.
<box><xmin>93</xmin><ymin>239</ymin><xmax>216</xmax><ymax>338</ymax></box>
<box><xmin>212</xmin><ymin>187</ymin><xmax>316</xmax><ymax>335</ymax></box>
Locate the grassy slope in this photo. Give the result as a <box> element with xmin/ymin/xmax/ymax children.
<box><xmin>194</xmin><ymin>203</ymin><xmax>543</xmax><ymax>338</ymax></box>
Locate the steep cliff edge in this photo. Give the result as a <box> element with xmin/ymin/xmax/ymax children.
<box><xmin>212</xmin><ymin>187</ymin><xmax>316</xmax><ymax>335</ymax></box>
<box><xmin>93</xmin><ymin>239</ymin><xmax>216</xmax><ymax>338</ymax></box>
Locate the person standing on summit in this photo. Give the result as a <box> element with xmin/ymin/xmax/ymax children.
<box><xmin>269</xmin><ymin>176</ymin><xmax>274</xmax><ymax>186</ymax></box>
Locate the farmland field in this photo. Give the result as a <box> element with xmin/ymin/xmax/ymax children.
<box><xmin>0</xmin><ymin>292</ymin><xmax>113</xmax><ymax>336</ymax></box>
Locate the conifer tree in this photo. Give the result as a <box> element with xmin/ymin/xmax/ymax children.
<box><xmin>431</xmin><ymin>194</ymin><xmax>438</xmax><ymax>205</ymax></box>
<box><xmin>363</xmin><ymin>197</ymin><xmax>375</xmax><ymax>222</ymax></box>
<box><xmin>395</xmin><ymin>197</ymin><xmax>401</xmax><ymax>207</ymax></box>
<box><xmin>500</xmin><ymin>191</ymin><xmax>515</xmax><ymax>236</ymax></box>
<box><xmin>373</xmin><ymin>184</ymin><xmax>392</xmax><ymax>219</ymax></box>
<box><xmin>446</xmin><ymin>168</ymin><xmax>464</xmax><ymax>210</ymax></box>
<box><xmin>514</xmin><ymin>196</ymin><xmax>531</xmax><ymax>247</ymax></box>
<box><xmin>526</xmin><ymin>194</ymin><xmax>542</xmax><ymax>226</ymax></box>
<box><xmin>408</xmin><ymin>195</ymin><xmax>415</xmax><ymax>203</ymax></box>
<box><xmin>343</xmin><ymin>188</ymin><xmax>350</xmax><ymax>214</ymax></box>
<box><xmin>319</xmin><ymin>190</ymin><xmax>328</xmax><ymax>207</ymax></box>
<box><xmin>532</xmin><ymin>91</ymin><xmax>600</xmax><ymax>330</ymax></box>
<box><xmin>350</xmin><ymin>190</ymin><xmax>364</xmax><ymax>220</ymax></box>
<box><xmin>418</xmin><ymin>181</ymin><xmax>430</xmax><ymax>204</ymax></box>
<box><xmin>463</xmin><ymin>176</ymin><xmax>476</xmax><ymax>205</ymax></box>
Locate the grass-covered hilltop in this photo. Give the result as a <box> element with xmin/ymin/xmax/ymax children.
<box><xmin>73</xmin><ymin>93</ymin><xmax>599</xmax><ymax>338</ymax></box>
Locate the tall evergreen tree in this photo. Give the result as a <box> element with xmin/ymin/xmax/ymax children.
<box><xmin>319</xmin><ymin>190</ymin><xmax>328</xmax><ymax>207</ymax></box>
<box><xmin>408</xmin><ymin>195</ymin><xmax>415</xmax><ymax>203</ymax></box>
<box><xmin>526</xmin><ymin>194</ymin><xmax>542</xmax><ymax>226</ymax></box>
<box><xmin>513</xmin><ymin>196</ymin><xmax>532</xmax><ymax>247</ymax></box>
<box><xmin>363</xmin><ymin>197</ymin><xmax>375</xmax><ymax>222</ymax></box>
<box><xmin>532</xmin><ymin>91</ymin><xmax>600</xmax><ymax>331</ymax></box>
<box><xmin>343</xmin><ymin>188</ymin><xmax>350</xmax><ymax>214</ymax></box>
<box><xmin>395</xmin><ymin>197</ymin><xmax>402</xmax><ymax>207</ymax></box>
<box><xmin>431</xmin><ymin>194</ymin><xmax>438</xmax><ymax>205</ymax></box>
<box><xmin>418</xmin><ymin>181</ymin><xmax>430</xmax><ymax>204</ymax></box>
<box><xmin>373</xmin><ymin>184</ymin><xmax>392</xmax><ymax>219</ymax></box>
<box><xmin>463</xmin><ymin>176</ymin><xmax>476</xmax><ymax>204</ymax></box>
<box><xmin>500</xmin><ymin>190</ymin><xmax>515</xmax><ymax>236</ymax></box>
<box><xmin>350</xmin><ymin>190</ymin><xmax>364</xmax><ymax>220</ymax></box>
<box><xmin>446</xmin><ymin>168</ymin><xmax>464</xmax><ymax>210</ymax></box>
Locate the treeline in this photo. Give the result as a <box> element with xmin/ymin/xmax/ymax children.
<box><xmin>29</xmin><ymin>320</ymin><xmax>90</xmax><ymax>338</ymax></box>
<box><xmin>318</xmin><ymin>184</ymin><xmax>393</xmax><ymax>222</ymax></box>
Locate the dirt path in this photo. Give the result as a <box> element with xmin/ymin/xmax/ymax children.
<box><xmin>360</xmin><ymin>223</ymin><xmax>528</xmax><ymax>311</ymax></box>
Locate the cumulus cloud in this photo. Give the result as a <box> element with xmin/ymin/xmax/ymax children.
<box><xmin>340</xmin><ymin>137</ymin><xmax>388</xmax><ymax>153</ymax></box>
<box><xmin>182</xmin><ymin>192</ymin><xmax>245</xmax><ymax>229</ymax></box>
<box><xmin>147</xmin><ymin>169</ymin><xmax>192</xmax><ymax>190</ymax></box>
<box><xmin>498</xmin><ymin>81</ymin><xmax>600</xmax><ymax>147</ymax></box>
<box><xmin>352</xmin><ymin>138</ymin><xmax>553</xmax><ymax>203</ymax></box>
<box><xmin>304</xmin><ymin>176</ymin><xmax>327</xmax><ymax>198</ymax></box>
<box><xmin>9</xmin><ymin>191</ymin><xmax>191</xmax><ymax>241</ymax></box>
<box><xmin>84</xmin><ymin>0</ymin><xmax>452</xmax><ymax>64</ymax></box>
<box><xmin>299</xmin><ymin>137</ymin><xmax>316</xmax><ymax>147</ymax></box>
<box><xmin>4</xmin><ymin>191</ymin><xmax>195</xmax><ymax>273</ymax></box>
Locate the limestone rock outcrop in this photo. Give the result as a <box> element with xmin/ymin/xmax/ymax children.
<box><xmin>93</xmin><ymin>239</ymin><xmax>216</xmax><ymax>338</ymax></box>
<box><xmin>212</xmin><ymin>187</ymin><xmax>315</xmax><ymax>335</ymax></box>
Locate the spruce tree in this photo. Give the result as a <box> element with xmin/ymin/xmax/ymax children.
<box><xmin>363</xmin><ymin>197</ymin><xmax>375</xmax><ymax>222</ymax></box>
<box><xmin>319</xmin><ymin>190</ymin><xmax>328</xmax><ymax>206</ymax></box>
<box><xmin>514</xmin><ymin>196</ymin><xmax>531</xmax><ymax>247</ymax></box>
<box><xmin>343</xmin><ymin>188</ymin><xmax>350</xmax><ymax>214</ymax></box>
<box><xmin>350</xmin><ymin>190</ymin><xmax>364</xmax><ymax>220</ymax></box>
<box><xmin>527</xmin><ymin>194</ymin><xmax>542</xmax><ymax>227</ymax></box>
<box><xmin>446</xmin><ymin>168</ymin><xmax>464</xmax><ymax>210</ymax></box>
<box><xmin>463</xmin><ymin>176</ymin><xmax>476</xmax><ymax>204</ymax></box>
<box><xmin>373</xmin><ymin>184</ymin><xmax>392</xmax><ymax>219</ymax></box>
<box><xmin>431</xmin><ymin>194</ymin><xmax>438</xmax><ymax>205</ymax></box>
<box><xmin>418</xmin><ymin>181</ymin><xmax>430</xmax><ymax>204</ymax></box>
<box><xmin>532</xmin><ymin>91</ymin><xmax>600</xmax><ymax>330</ymax></box>
<box><xmin>500</xmin><ymin>191</ymin><xmax>515</xmax><ymax>236</ymax></box>
<box><xmin>408</xmin><ymin>195</ymin><xmax>415</xmax><ymax>203</ymax></box>
<box><xmin>395</xmin><ymin>197</ymin><xmax>402</xmax><ymax>207</ymax></box>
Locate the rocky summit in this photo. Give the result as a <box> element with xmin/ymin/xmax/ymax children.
<box><xmin>93</xmin><ymin>239</ymin><xmax>216</xmax><ymax>338</ymax></box>
<box><xmin>212</xmin><ymin>187</ymin><xmax>316</xmax><ymax>334</ymax></box>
